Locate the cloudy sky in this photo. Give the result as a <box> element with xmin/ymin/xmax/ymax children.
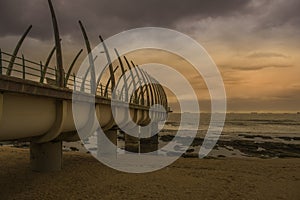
<box><xmin>0</xmin><ymin>0</ymin><xmax>299</xmax><ymax>112</ymax></box>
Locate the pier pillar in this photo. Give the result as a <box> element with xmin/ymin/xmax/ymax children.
<box><xmin>140</xmin><ymin>122</ymin><xmax>159</xmax><ymax>153</ymax></box>
<box><xmin>124</xmin><ymin>130</ymin><xmax>139</xmax><ymax>153</ymax></box>
<box><xmin>97</xmin><ymin>128</ymin><xmax>118</xmax><ymax>158</ymax></box>
<box><xmin>30</xmin><ymin>140</ymin><xmax>62</xmax><ymax>172</ymax></box>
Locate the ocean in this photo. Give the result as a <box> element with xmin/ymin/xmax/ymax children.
<box><xmin>165</xmin><ymin>113</ymin><xmax>300</xmax><ymax>139</ymax></box>
<box><xmin>159</xmin><ymin>113</ymin><xmax>300</xmax><ymax>158</ymax></box>
<box><xmin>65</xmin><ymin>113</ymin><xmax>300</xmax><ymax>159</ymax></box>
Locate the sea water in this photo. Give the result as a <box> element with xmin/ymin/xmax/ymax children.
<box><xmin>63</xmin><ymin>113</ymin><xmax>300</xmax><ymax>158</ymax></box>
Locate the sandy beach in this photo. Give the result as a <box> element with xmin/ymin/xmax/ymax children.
<box><xmin>0</xmin><ymin>146</ymin><xmax>299</xmax><ymax>200</ymax></box>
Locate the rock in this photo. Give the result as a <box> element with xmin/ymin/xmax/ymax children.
<box><xmin>186</xmin><ymin>148</ymin><xmax>195</xmax><ymax>153</ymax></box>
<box><xmin>70</xmin><ymin>147</ymin><xmax>79</xmax><ymax>151</ymax></box>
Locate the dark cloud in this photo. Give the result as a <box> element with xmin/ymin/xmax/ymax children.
<box><xmin>222</xmin><ymin>74</ymin><xmax>250</xmax><ymax>85</ymax></box>
<box><xmin>0</xmin><ymin>0</ymin><xmax>50</xmax><ymax>40</ymax></box>
<box><xmin>231</xmin><ymin>64</ymin><xmax>293</xmax><ymax>71</ymax></box>
<box><xmin>254</xmin><ymin>0</ymin><xmax>300</xmax><ymax>29</ymax></box>
<box><xmin>272</xmin><ymin>87</ymin><xmax>300</xmax><ymax>100</ymax></box>
<box><xmin>247</xmin><ymin>52</ymin><xmax>288</xmax><ymax>59</ymax></box>
<box><xmin>0</xmin><ymin>0</ymin><xmax>250</xmax><ymax>42</ymax></box>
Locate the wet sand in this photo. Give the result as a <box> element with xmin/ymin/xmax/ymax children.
<box><xmin>0</xmin><ymin>146</ymin><xmax>299</xmax><ymax>200</ymax></box>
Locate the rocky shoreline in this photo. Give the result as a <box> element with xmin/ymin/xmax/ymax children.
<box><xmin>160</xmin><ymin>134</ymin><xmax>300</xmax><ymax>159</ymax></box>
<box><xmin>3</xmin><ymin>132</ymin><xmax>300</xmax><ymax>159</ymax></box>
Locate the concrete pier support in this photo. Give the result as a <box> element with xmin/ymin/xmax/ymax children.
<box><xmin>97</xmin><ymin>128</ymin><xmax>118</xmax><ymax>158</ymax></box>
<box><xmin>140</xmin><ymin>122</ymin><xmax>159</xmax><ymax>153</ymax></box>
<box><xmin>124</xmin><ymin>131</ymin><xmax>139</xmax><ymax>153</ymax></box>
<box><xmin>30</xmin><ymin>140</ymin><xmax>62</xmax><ymax>172</ymax></box>
<box><xmin>140</xmin><ymin>135</ymin><xmax>159</xmax><ymax>153</ymax></box>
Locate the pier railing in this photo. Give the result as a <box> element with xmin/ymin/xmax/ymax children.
<box><xmin>0</xmin><ymin>50</ymin><xmax>141</xmax><ymax>104</ymax></box>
